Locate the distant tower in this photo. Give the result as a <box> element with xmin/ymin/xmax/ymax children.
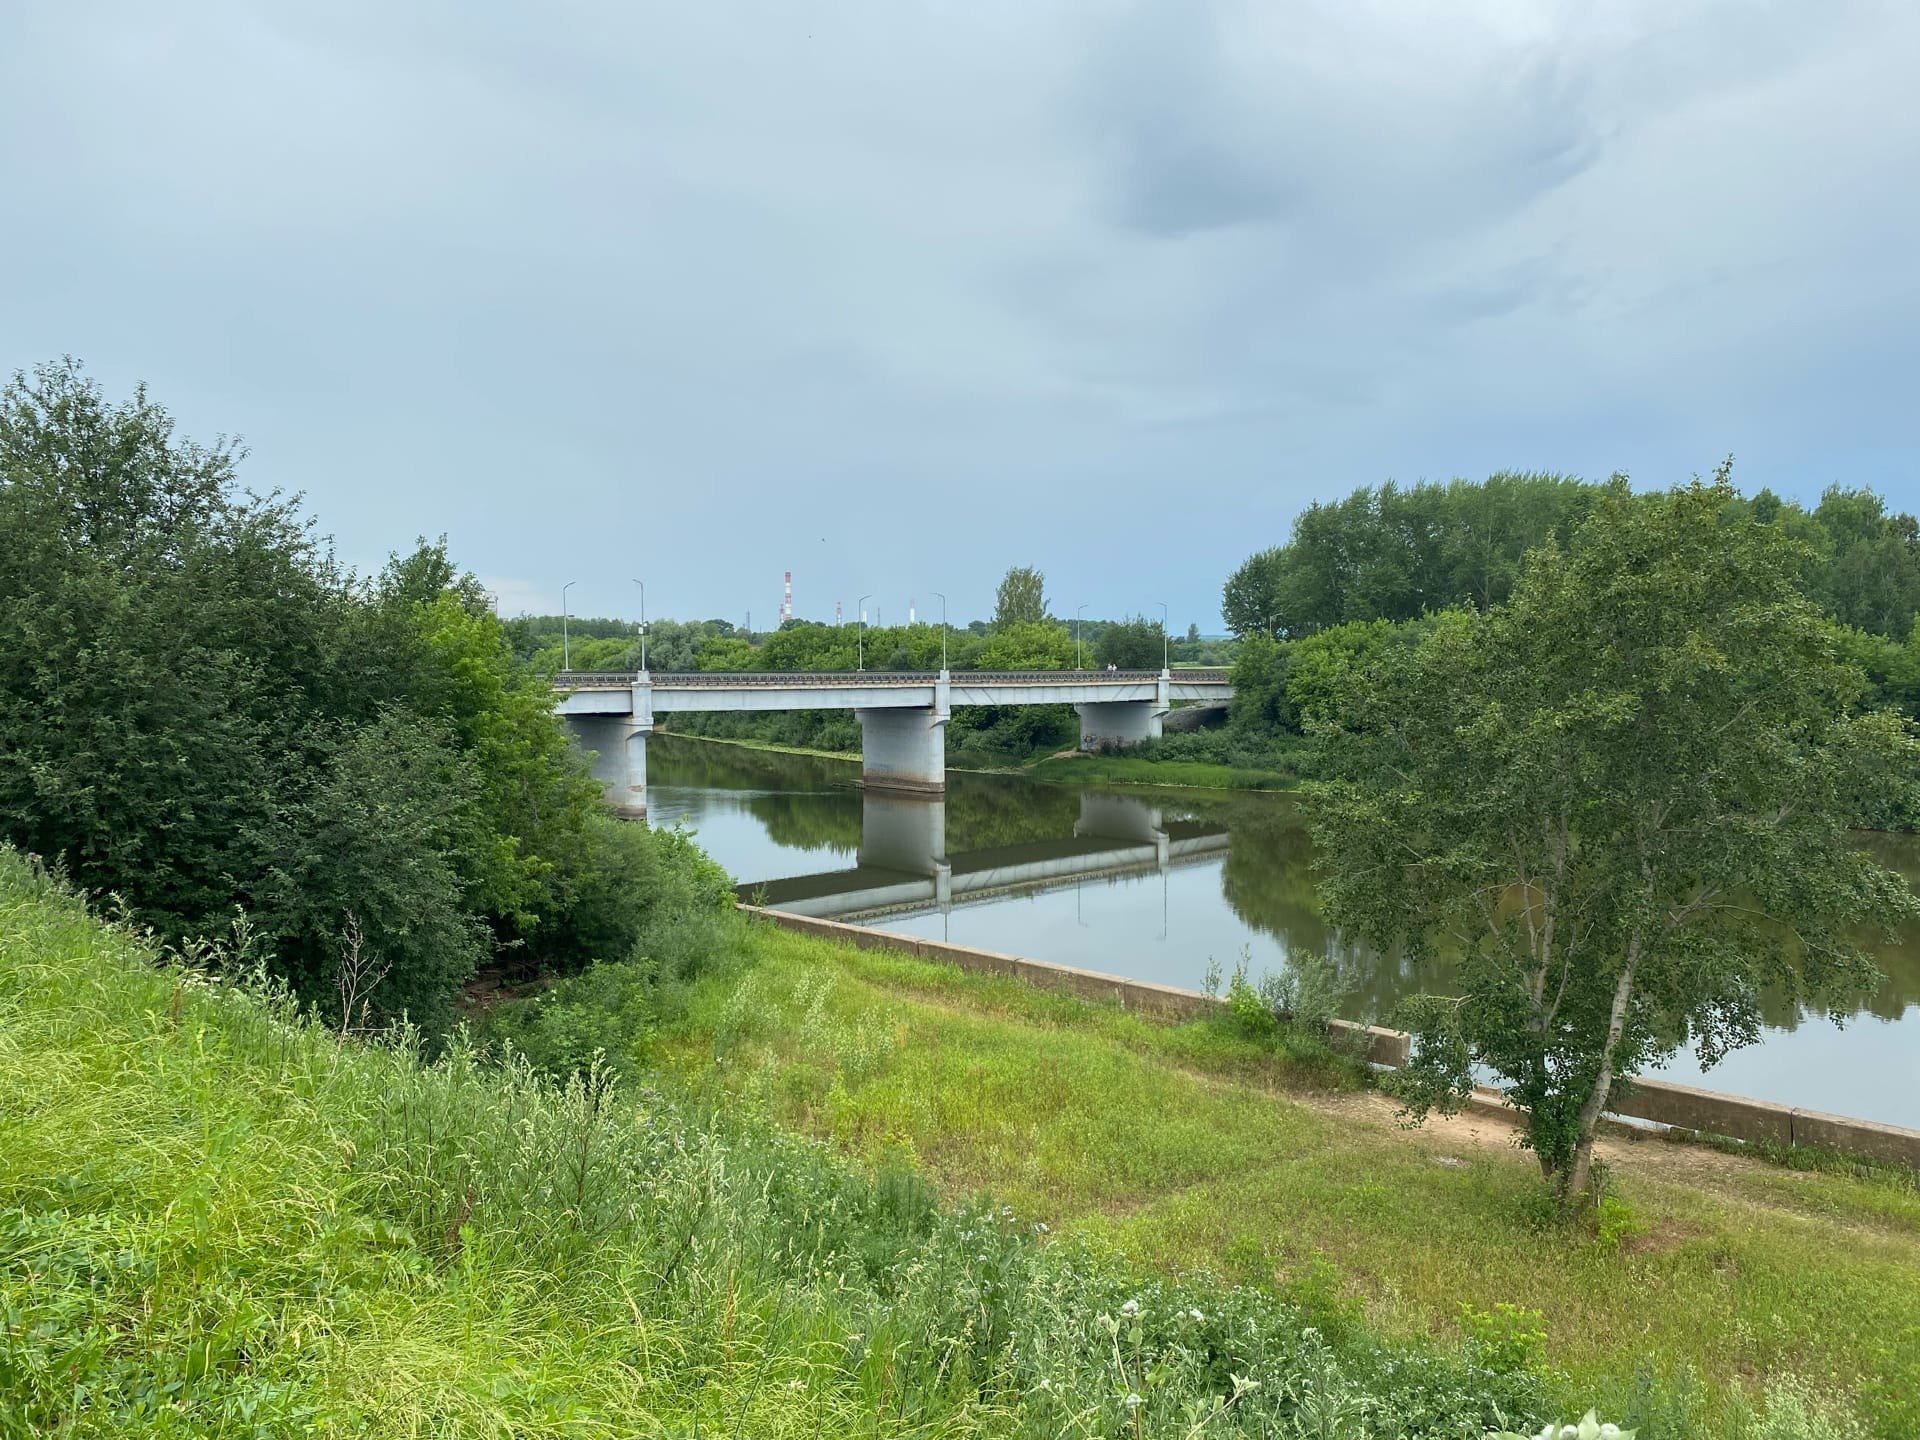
<box><xmin>909</xmin><ymin>597</ymin><xmax>916</xmax><ymax>624</ymax></box>
<box><xmin>780</xmin><ymin>571</ymin><xmax>793</xmax><ymax>624</ymax></box>
<box><xmin>835</xmin><ymin>599</ymin><xmax>843</xmax><ymax>627</ymax></box>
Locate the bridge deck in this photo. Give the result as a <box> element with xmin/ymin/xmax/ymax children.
<box><xmin>553</xmin><ymin>668</ymin><xmax>1231</xmax><ymax>717</ymax></box>
<box><xmin>556</xmin><ymin>668</ymin><xmax>1228</xmax><ymax>689</ymax></box>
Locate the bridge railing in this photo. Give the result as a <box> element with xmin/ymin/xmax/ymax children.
<box><xmin>552</xmin><ymin>668</ymin><xmax>1230</xmax><ymax>689</ymax></box>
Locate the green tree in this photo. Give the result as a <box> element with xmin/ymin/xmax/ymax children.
<box><xmin>1228</xmin><ymin>631</ymin><xmax>1287</xmax><ymax>733</ymax></box>
<box><xmin>1309</xmin><ymin>476</ymin><xmax>1919</xmax><ymax>1202</ymax></box>
<box><xmin>1221</xmin><ymin>473</ymin><xmax>1594</xmax><ymax>637</ymax></box>
<box><xmin>1809</xmin><ymin>485</ymin><xmax>1920</xmax><ymax>638</ymax></box>
<box><xmin>1095</xmin><ymin>614</ymin><xmax>1164</xmax><ymax>670</ymax></box>
<box><xmin>993</xmin><ymin>566</ymin><xmax>1050</xmax><ymax>626</ymax></box>
<box><xmin>973</xmin><ymin>619</ymin><xmax>1074</xmax><ymax>670</ymax></box>
<box><xmin>1285</xmin><ymin>619</ymin><xmax>1401</xmax><ymax>732</ymax></box>
<box><xmin>1221</xmin><ymin>547</ymin><xmax>1290</xmax><ymax>638</ymax></box>
<box><xmin>0</xmin><ymin>362</ymin><xmax>693</xmax><ymax>1030</ymax></box>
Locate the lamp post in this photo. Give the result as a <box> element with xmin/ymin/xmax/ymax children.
<box><xmin>857</xmin><ymin>593</ymin><xmax>872</xmax><ymax>671</ymax></box>
<box><xmin>1157</xmin><ymin>601</ymin><xmax>1169</xmax><ymax>672</ymax></box>
<box><xmin>930</xmin><ymin>591</ymin><xmax>947</xmax><ymax>671</ymax></box>
<box><xmin>631</xmin><ymin>578</ymin><xmax>647</xmax><ymax>673</ymax></box>
<box><xmin>561</xmin><ymin>580</ymin><xmax>577</xmax><ymax>671</ymax></box>
<box><xmin>1076</xmin><ymin>603</ymin><xmax>1087</xmax><ymax>670</ymax></box>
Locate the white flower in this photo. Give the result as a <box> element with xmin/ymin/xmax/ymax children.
<box><xmin>1188</xmin><ymin>1308</ymin><xmax>1205</xmax><ymax>1322</ymax></box>
<box><xmin>1120</xmin><ymin>1299</ymin><xmax>1141</xmax><ymax>1318</ymax></box>
<box><xmin>1124</xmin><ymin>1392</ymin><xmax>1144</xmax><ymax>1411</ymax></box>
<box><xmin>1561</xmin><ymin>1427</ymin><xmax>1580</xmax><ymax>1440</ymax></box>
<box><xmin>1601</xmin><ymin>1428</ymin><xmax>1621</xmax><ymax>1440</ymax></box>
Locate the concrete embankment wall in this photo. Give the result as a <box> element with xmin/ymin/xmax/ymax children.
<box><xmin>740</xmin><ymin>904</ymin><xmax>1920</xmax><ymax>1171</ymax></box>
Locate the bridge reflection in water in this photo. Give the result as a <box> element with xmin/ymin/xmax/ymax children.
<box><xmin>741</xmin><ymin>790</ymin><xmax>1229</xmax><ymax>924</ymax></box>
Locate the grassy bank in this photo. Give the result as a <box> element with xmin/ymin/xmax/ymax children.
<box><xmin>1</xmin><ymin>849</ymin><xmax>1572</xmax><ymax>1437</ymax></box>
<box><xmin>1027</xmin><ymin>727</ymin><xmax>1319</xmax><ymax>792</ymax></box>
<box><xmin>1026</xmin><ymin>751</ymin><xmax>1301</xmax><ymax>790</ymax></box>
<box><xmin>613</xmin><ymin>920</ymin><xmax>1916</xmax><ymax>1436</ymax></box>
<box><xmin>659</xmin><ymin>728</ymin><xmax>861</xmax><ymax>762</ymax></box>
<box><xmin>11</xmin><ymin>849</ymin><xmax>1912</xmax><ymax>1436</ymax></box>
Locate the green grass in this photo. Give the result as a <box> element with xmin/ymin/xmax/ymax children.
<box><xmin>646</xmin><ymin>919</ymin><xmax>1920</xmax><ymax>1437</ymax></box>
<box><xmin>1025</xmin><ymin>752</ymin><xmax>1301</xmax><ymax>790</ymax></box>
<box><xmin>9</xmin><ymin>845</ymin><xmax>1911</xmax><ymax>1437</ymax></box>
<box><xmin>0</xmin><ymin>849</ymin><xmax>1566</xmax><ymax>1437</ymax></box>
<box><xmin>661</xmin><ymin>730</ymin><xmax>862</xmax><ymax>761</ymax></box>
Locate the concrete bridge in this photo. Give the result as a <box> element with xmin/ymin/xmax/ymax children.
<box><xmin>554</xmin><ymin>668</ymin><xmax>1232</xmax><ymax>815</ymax></box>
<box><xmin>745</xmin><ymin>790</ymin><xmax>1230</xmax><ymax>922</ymax></box>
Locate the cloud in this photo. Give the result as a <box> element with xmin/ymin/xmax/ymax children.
<box><xmin>2</xmin><ymin>0</ymin><xmax>1915</xmax><ymax>629</ymax></box>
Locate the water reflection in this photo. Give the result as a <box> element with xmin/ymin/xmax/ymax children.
<box><xmin>646</xmin><ymin>735</ymin><xmax>1920</xmax><ymax>1126</ymax></box>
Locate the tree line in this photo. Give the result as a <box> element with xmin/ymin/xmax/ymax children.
<box><xmin>1224</xmin><ymin>469</ymin><xmax>1920</xmax><ymax>747</ymax></box>
<box><xmin>0</xmin><ymin>362</ymin><xmax>729</xmax><ymax>1034</ymax></box>
<box><xmin>1224</xmin><ymin>469</ymin><xmax>1920</xmax><ymax>645</ymax></box>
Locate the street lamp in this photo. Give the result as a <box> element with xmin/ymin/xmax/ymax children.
<box><xmin>1076</xmin><ymin>603</ymin><xmax>1087</xmax><ymax>670</ymax></box>
<box><xmin>561</xmin><ymin>580</ymin><xmax>577</xmax><ymax>671</ymax></box>
<box><xmin>631</xmin><ymin>578</ymin><xmax>647</xmax><ymax>673</ymax></box>
<box><xmin>857</xmin><ymin>593</ymin><xmax>872</xmax><ymax>671</ymax></box>
<box><xmin>1157</xmin><ymin>601</ymin><xmax>1169</xmax><ymax>672</ymax></box>
<box><xmin>930</xmin><ymin>591</ymin><xmax>948</xmax><ymax>671</ymax></box>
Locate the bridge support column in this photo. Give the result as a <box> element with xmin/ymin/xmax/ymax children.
<box><xmin>1074</xmin><ymin>699</ymin><xmax>1164</xmax><ymax>749</ymax></box>
<box><xmin>856</xmin><ymin>707</ymin><xmax>948</xmax><ymax>796</ymax></box>
<box><xmin>566</xmin><ymin>715</ymin><xmax>650</xmax><ymax>818</ymax></box>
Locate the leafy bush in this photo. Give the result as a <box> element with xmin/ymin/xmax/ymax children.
<box><xmin>1459</xmin><ymin>1302</ymin><xmax>1548</xmax><ymax>1376</ymax></box>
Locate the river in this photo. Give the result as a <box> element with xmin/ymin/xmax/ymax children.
<box><xmin>646</xmin><ymin>735</ymin><xmax>1920</xmax><ymax>1130</ymax></box>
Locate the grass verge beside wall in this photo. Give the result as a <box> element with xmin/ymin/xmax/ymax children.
<box><xmin>638</xmin><ymin>914</ymin><xmax>1920</xmax><ymax>1436</ymax></box>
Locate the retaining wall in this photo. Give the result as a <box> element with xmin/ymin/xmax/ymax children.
<box><xmin>741</xmin><ymin>904</ymin><xmax>1920</xmax><ymax>1170</ymax></box>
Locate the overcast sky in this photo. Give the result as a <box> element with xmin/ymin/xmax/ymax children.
<box><xmin>4</xmin><ymin>2</ymin><xmax>1916</xmax><ymax>630</ymax></box>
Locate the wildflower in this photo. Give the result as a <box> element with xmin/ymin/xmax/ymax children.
<box><xmin>1124</xmin><ymin>1392</ymin><xmax>1144</xmax><ymax>1411</ymax></box>
<box><xmin>1120</xmin><ymin>1298</ymin><xmax>1141</xmax><ymax>1318</ymax></box>
<box><xmin>1188</xmin><ymin>1308</ymin><xmax>1205</xmax><ymax>1322</ymax></box>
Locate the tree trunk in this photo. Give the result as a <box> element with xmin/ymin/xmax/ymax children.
<box><xmin>1565</xmin><ymin>939</ymin><xmax>1641</xmax><ymax>1202</ymax></box>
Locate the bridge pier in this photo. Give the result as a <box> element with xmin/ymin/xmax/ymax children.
<box><xmin>565</xmin><ymin>715</ymin><xmax>650</xmax><ymax>817</ymax></box>
<box><xmin>856</xmin><ymin>706</ymin><xmax>948</xmax><ymax>795</ymax></box>
<box><xmin>1074</xmin><ymin>700</ymin><xmax>1163</xmax><ymax>748</ymax></box>
<box><xmin>1075</xmin><ymin>670</ymin><xmax>1171</xmax><ymax>750</ymax></box>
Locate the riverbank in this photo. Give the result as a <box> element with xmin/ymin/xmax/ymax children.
<box><xmin>633</xmin><ymin>916</ymin><xmax>1920</xmax><ymax>1435</ymax></box>
<box><xmin>0</xmin><ymin>849</ymin><xmax>1568</xmax><ymax>1436</ymax></box>
<box><xmin>11</xmin><ymin>849</ymin><xmax>1910</xmax><ymax>1436</ymax></box>
<box><xmin>659</xmin><ymin>728</ymin><xmax>1301</xmax><ymax>793</ymax></box>
<box><xmin>657</xmin><ymin>727</ymin><xmax>861</xmax><ymax>762</ymax></box>
<box><xmin>1025</xmin><ymin>750</ymin><xmax>1300</xmax><ymax>791</ymax></box>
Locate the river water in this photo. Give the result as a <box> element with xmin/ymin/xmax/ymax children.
<box><xmin>647</xmin><ymin>735</ymin><xmax>1920</xmax><ymax>1130</ymax></box>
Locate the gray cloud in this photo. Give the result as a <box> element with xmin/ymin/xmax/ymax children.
<box><xmin>2</xmin><ymin>0</ymin><xmax>1915</xmax><ymax>628</ymax></box>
